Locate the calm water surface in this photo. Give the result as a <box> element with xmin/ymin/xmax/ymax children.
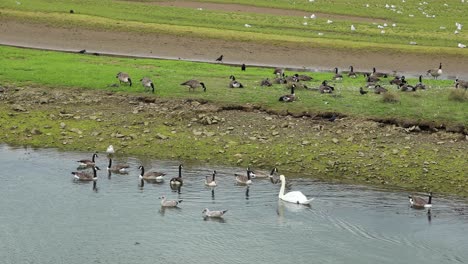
<box><xmin>0</xmin><ymin>145</ymin><xmax>467</xmax><ymax>264</ymax></box>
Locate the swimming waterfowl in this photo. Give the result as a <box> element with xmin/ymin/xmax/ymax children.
<box><xmin>229</xmin><ymin>75</ymin><xmax>244</xmax><ymax>88</ymax></box>
<box><xmin>278</xmin><ymin>175</ymin><xmax>313</xmax><ymax>205</ymax></box>
<box><xmin>427</xmin><ymin>63</ymin><xmax>442</xmax><ymax>79</ymax></box>
<box><xmin>77</xmin><ymin>153</ymin><xmax>98</xmax><ymax>168</ymax></box>
<box><xmin>205</xmin><ymin>170</ymin><xmax>217</xmax><ymax>187</ymax></box>
<box><xmin>202</xmin><ymin>208</ymin><xmax>228</xmax><ymax>218</ymax></box>
<box><xmin>116</xmin><ymin>72</ymin><xmax>132</xmax><ymax>86</ymax></box>
<box><xmin>107</xmin><ymin>158</ymin><xmax>129</xmax><ymax>174</ymax></box>
<box><xmin>181</xmin><ymin>79</ymin><xmax>206</xmax><ymax>92</ymax></box>
<box><xmin>140</xmin><ymin>77</ymin><xmax>155</xmax><ymax>93</ymax></box>
<box><xmin>160</xmin><ymin>195</ymin><xmax>183</xmax><ymax>207</ymax></box>
<box><xmin>138</xmin><ymin>165</ymin><xmax>165</xmax><ymax>183</ymax></box>
<box><xmin>409</xmin><ymin>192</ymin><xmax>432</xmax><ymax>209</ymax></box>
<box><xmin>72</xmin><ymin>166</ymin><xmax>100</xmax><ymax>181</ymax></box>
<box><xmin>170</xmin><ymin>164</ymin><xmax>184</xmax><ymax>186</ymax></box>
<box><xmin>279</xmin><ymin>84</ymin><xmax>296</xmax><ymax>102</ymax></box>
<box><xmin>235</xmin><ymin>168</ymin><xmax>253</xmax><ymax>185</ymax></box>
<box><xmin>333</xmin><ymin>67</ymin><xmax>343</xmax><ymax>80</ymax></box>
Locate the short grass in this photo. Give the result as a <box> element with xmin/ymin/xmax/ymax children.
<box><xmin>0</xmin><ymin>46</ymin><xmax>466</xmax><ymax>126</ymax></box>
<box><xmin>0</xmin><ymin>0</ymin><xmax>467</xmax><ymax>55</ymax></box>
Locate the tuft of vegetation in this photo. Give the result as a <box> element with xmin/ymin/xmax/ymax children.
<box><xmin>448</xmin><ymin>89</ymin><xmax>468</xmax><ymax>102</ymax></box>
<box><xmin>382</xmin><ymin>92</ymin><xmax>400</xmax><ymax>103</ymax></box>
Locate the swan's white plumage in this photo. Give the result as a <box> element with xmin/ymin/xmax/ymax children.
<box><xmin>278</xmin><ymin>175</ymin><xmax>313</xmax><ymax>205</ymax></box>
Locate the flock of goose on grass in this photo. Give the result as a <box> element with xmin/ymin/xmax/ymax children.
<box><xmin>71</xmin><ymin>147</ymin><xmax>434</xmax><ymax>218</ymax></box>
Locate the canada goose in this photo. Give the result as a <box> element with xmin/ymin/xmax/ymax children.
<box><xmin>260</xmin><ymin>78</ymin><xmax>273</xmax><ymax>87</ymax></box>
<box><xmin>319</xmin><ymin>81</ymin><xmax>334</xmax><ymax>93</ymax></box>
<box><xmin>371</xmin><ymin>67</ymin><xmax>388</xmax><ymax>78</ymax></box>
<box><xmin>216</xmin><ymin>55</ymin><xmax>223</xmax><ymax>62</ymax></box>
<box><xmin>235</xmin><ymin>168</ymin><xmax>253</xmax><ymax>185</ymax></box>
<box><xmin>229</xmin><ymin>75</ymin><xmax>244</xmax><ymax>88</ymax></box>
<box><xmin>285</xmin><ymin>75</ymin><xmax>300</xmax><ymax>83</ymax></box>
<box><xmin>205</xmin><ymin>170</ymin><xmax>217</xmax><ymax>187</ymax></box>
<box><xmin>374</xmin><ymin>85</ymin><xmax>388</xmax><ymax>94</ymax></box>
<box><xmin>279</xmin><ymin>84</ymin><xmax>296</xmax><ymax>102</ymax></box>
<box><xmin>389</xmin><ymin>76</ymin><xmax>406</xmax><ymax>86</ymax></box>
<box><xmin>77</xmin><ymin>153</ymin><xmax>98</xmax><ymax>168</ymax></box>
<box><xmin>138</xmin><ymin>165</ymin><xmax>165</xmax><ymax>183</ymax></box>
<box><xmin>427</xmin><ymin>63</ymin><xmax>442</xmax><ymax>79</ymax></box>
<box><xmin>202</xmin><ymin>208</ymin><xmax>228</xmax><ymax>218</ymax></box>
<box><xmin>269</xmin><ymin>168</ymin><xmax>293</xmax><ymax>189</ymax></box>
<box><xmin>294</xmin><ymin>73</ymin><xmax>313</xmax><ymax>81</ymax></box>
<box><xmin>273</xmin><ymin>76</ymin><xmax>288</xmax><ymax>84</ymax></box>
<box><xmin>366</xmin><ymin>73</ymin><xmax>381</xmax><ymax>83</ymax></box>
<box><xmin>399</xmin><ymin>82</ymin><xmax>416</xmax><ymax>92</ymax></box>
<box><xmin>409</xmin><ymin>192</ymin><xmax>432</xmax><ymax>209</ymax></box>
<box><xmin>72</xmin><ymin>166</ymin><xmax>100</xmax><ymax>181</ymax></box>
<box><xmin>455</xmin><ymin>79</ymin><xmax>468</xmax><ymax>90</ymax></box>
<box><xmin>333</xmin><ymin>67</ymin><xmax>343</xmax><ymax>80</ymax></box>
<box><xmin>273</xmin><ymin>68</ymin><xmax>284</xmax><ymax>76</ymax></box>
<box><xmin>348</xmin><ymin>66</ymin><xmax>357</xmax><ymax>78</ymax></box>
<box><xmin>181</xmin><ymin>79</ymin><xmax>206</xmax><ymax>92</ymax></box>
<box><xmin>140</xmin><ymin>77</ymin><xmax>155</xmax><ymax>93</ymax></box>
<box><xmin>414</xmin><ymin>75</ymin><xmax>426</xmax><ymax>90</ymax></box>
<box><xmin>250</xmin><ymin>168</ymin><xmax>275</xmax><ymax>179</ymax></box>
<box><xmin>160</xmin><ymin>196</ymin><xmax>183</xmax><ymax>207</ymax></box>
<box><xmin>107</xmin><ymin>158</ymin><xmax>129</xmax><ymax>174</ymax></box>
<box><xmin>78</xmin><ymin>49</ymin><xmax>85</xmax><ymax>53</ymax></box>
<box><xmin>170</xmin><ymin>164</ymin><xmax>184</xmax><ymax>186</ymax></box>
<box><xmin>359</xmin><ymin>87</ymin><xmax>368</xmax><ymax>95</ymax></box>
<box><xmin>116</xmin><ymin>72</ymin><xmax>132</xmax><ymax>86</ymax></box>
<box><xmin>241</xmin><ymin>64</ymin><xmax>246</xmax><ymax>71</ymax></box>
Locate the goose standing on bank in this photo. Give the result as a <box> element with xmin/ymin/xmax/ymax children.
<box><xmin>170</xmin><ymin>164</ymin><xmax>184</xmax><ymax>187</ymax></box>
<box><xmin>235</xmin><ymin>168</ymin><xmax>253</xmax><ymax>185</ymax></box>
<box><xmin>107</xmin><ymin>158</ymin><xmax>129</xmax><ymax>174</ymax></box>
<box><xmin>116</xmin><ymin>72</ymin><xmax>132</xmax><ymax>86</ymax></box>
<box><xmin>202</xmin><ymin>208</ymin><xmax>228</xmax><ymax>219</ymax></box>
<box><xmin>371</xmin><ymin>67</ymin><xmax>388</xmax><ymax>78</ymax></box>
<box><xmin>77</xmin><ymin>153</ymin><xmax>98</xmax><ymax>168</ymax></box>
<box><xmin>140</xmin><ymin>77</ymin><xmax>155</xmax><ymax>93</ymax></box>
<box><xmin>409</xmin><ymin>192</ymin><xmax>433</xmax><ymax>209</ymax></box>
<box><xmin>348</xmin><ymin>66</ymin><xmax>357</xmax><ymax>78</ymax></box>
<box><xmin>279</xmin><ymin>84</ymin><xmax>296</xmax><ymax>102</ymax></box>
<box><xmin>160</xmin><ymin>195</ymin><xmax>183</xmax><ymax>207</ymax></box>
<box><xmin>278</xmin><ymin>175</ymin><xmax>313</xmax><ymax>205</ymax></box>
<box><xmin>333</xmin><ymin>67</ymin><xmax>343</xmax><ymax>80</ymax></box>
<box><xmin>427</xmin><ymin>63</ymin><xmax>442</xmax><ymax>79</ymax></box>
<box><xmin>72</xmin><ymin>166</ymin><xmax>100</xmax><ymax>181</ymax></box>
<box><xmin>205</xmin><ymin>170</ymin><xmax>217</xmax><ymax>187</ymax></box>
<box><xmin>138</xmin><ymin>165</ymin><xmax>165</xmax><ymax>185</ymax></box>
<box><xmin>181</xmin><ymin>79</ymin><xmax>206</xmax><ymax>92</ymax></box>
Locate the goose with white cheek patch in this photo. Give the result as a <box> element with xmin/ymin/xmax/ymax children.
<box><xmin>77</xmin><ymin>153</ymin><xmax>98</xmax><ymax>168</ymax></box>
<box><xmin>107</xmin><ymin>158</ymin><xmax>129</xmax><ymax>174</ymax></box>
<box><xmin>170</xmin><ymin>164</ymin><xmax>184</xmax><ymax>187</ymax></box>
<box><xmin>235</xmin><ymin>168</ymin><xmax>253</xmax><ymax>185</ymax></box>
<box><xmin>205</xmin><ymin>170</ymin><xmax>217</xmax><ymax>187</ymax></box>
<box><xmin>409</xmin><ymin>192</ymin><xmax>432</xmax><ymax>209</ymax></box>
<box><xmin>72</xmin><ymin>166</ymin><xmax>100</xmax><ymax>181</ymax></box>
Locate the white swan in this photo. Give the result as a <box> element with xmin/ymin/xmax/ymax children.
<box><xmin>278</xmin><ymin>175</ymin><xmax>313</xmax><ymax>205</ymax></box>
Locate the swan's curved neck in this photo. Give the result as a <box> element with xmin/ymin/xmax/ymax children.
<box><xmin>279</xmin><ymin>177</ymin><xmax>285</xmax><ymax>198</ymax></box>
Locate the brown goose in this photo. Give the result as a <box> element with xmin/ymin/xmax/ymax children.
<box><xmin>77</xmin><ymin>153</ymin><xmax>98</xmax><ymax>168</ymax></box>
<box><xmin>414</xmin><ymin>75</ymin><xmax>426</xmax><ymax>90</ymax></box>
<box><xmin>371</xmin><ymin>67</ymin><xmax>388</xmax><ymax>78</ymax></box>
<box><xmin>140</xmin><ymin>77</ymin><xmax>154</xmax><ymax>93</ymax></box>
<box><xmin>229</xmin><ymin>75</ymin><xmax>244</xmax><ymax>88</ymax></box>
<box><xmin>333</xmin><ymin>67</ymin><xmax>343</xmax><ymax>80</ymax></box>
<box><xmin>374</xmin><ymin>85</ymin><xmax>388</xmax><ymax>94</ymax></box>
<box><xmin>348</xmin><ymin>66</ymin><xmax>357</xmax><ymax>78</ymax></box>
<box><xmin>138</xmin><ymin>165</ymin><xmax>165</xmax><ymax>186</ymax></box>
<box><xmin>319</xmin><ymin>81</ymin><xmax>334</xmax><ymax>93</ymax></box>
<box><xmin>107</xmin><ymin>158</ymin><xmax>129</xmax><ymax>174</ymax></box>
<box><xmin>169</xmin><ymin>164</ymin><xmax>184</xmax><ymax>186</ymax></box>
<box><xmin>116</xmin><ymin>72</ymin><xmax>132</xmax><ymax>86</ymax></box>
<box><xmin>455</xmin><ymin>79</ymin><xmax>468</xmax><ymax>90</ymax></box>
<box><xmin>273</xmin><ymin>67</ymin><xmax>284</xmax><ymax>76</ymax></box>
<box><xmin>260</xmin><ymin>78</ymin><xmax>273</xmax><ymax>87</ymax></box>
<box><xmin>235</xmin><ymin>168</ymin><xmax>253</xmax><ymax>185</ymax></box>
<box><xmin>409</xmin><ymin>192</ymin><xmax>433</xmax><ymax>209</ymax></box>
<box><xmin>72</xmin><ymin>166</ymin><xmax>100</xmax><ymax>181</ymax></box>
<box><xmin>294</xmin><ymin>73</ymin><xmax>313</xmax><ymax>81</ymax></box>
<box><xmin>181</xmin><ymin>79</ymin><xmax>206</xmax><ymax>92</ymax></box>
<box><xmin>205</xmin><ymin>170</ymin><xmax>217</xmax><ymax>187</ymax></box>
<box><xmin>279</xmin><ymin>84</ymin><xmax>296</xmax><ymax>102</ymax></box>
<box><xmin>427</xmin><ymin>63</ymin><xmax>442</xmax><ymax>79</ymax></box>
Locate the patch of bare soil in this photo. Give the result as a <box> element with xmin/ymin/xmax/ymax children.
<box><xmin>1</xmin><ymin>19</ymin><xmax>468</xmax><ymax>79</ymax></box>
<box><xmin>137</xmin><ymin>0</ymin><xmax>387</xmax><ymax>23</ymax></box>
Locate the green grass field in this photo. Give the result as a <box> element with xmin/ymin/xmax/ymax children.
<box><xmin>1</xmin><ymin>46</ymin><xmax>466</xmax><ymax>127</ymax></box>
<box><xmin>0</xmin><ymin>0</ymin><xmax>467</xmax><ymax>54</ymax></box>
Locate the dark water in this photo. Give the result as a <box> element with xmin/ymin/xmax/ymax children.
<box><xmin>0</xmin><ymin>145</ymin><xmax>467</xmax><ymax>264</ymax></box>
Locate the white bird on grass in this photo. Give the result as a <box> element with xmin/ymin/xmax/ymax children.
<box><xmin>458</xmin><ymin>43</ymin><xmax>466</xmax><ymax>48</ymax></box>
<box><xmin>351</xmin><ymin>25</ymin><xmax>356</xmax><ymax>31</ymax></box>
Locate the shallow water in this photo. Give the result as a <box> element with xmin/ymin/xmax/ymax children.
<box><xmin>0</xmin><ymin>145</ymin><xmax>467</xmax><ymax>264</ymax></box>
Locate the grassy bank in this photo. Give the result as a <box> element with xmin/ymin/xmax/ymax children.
<box><xmin>0</xmin><ymin>46</ymin><xmax>467</xmax><ymax>196</ymax></box>
<box><xmin>1</xmin><ymin>0</ymin><xmax>467</xmax><ymax>55</ymax></box>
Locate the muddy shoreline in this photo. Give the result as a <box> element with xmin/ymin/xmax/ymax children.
<box><xmin>1</xmin><ymin>19</ymin><xmax>468</xmax><ymax>79</ymax></box>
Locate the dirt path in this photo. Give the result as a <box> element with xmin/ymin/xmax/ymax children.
<box><xmin>1</xmin><ymin>19</ymin><xmax>467</xmax><ymax>78</ymax></box>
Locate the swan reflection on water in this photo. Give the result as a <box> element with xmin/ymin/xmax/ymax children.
<box><xmin>277</xmin><ymin>200</ymin><xmax>311</xmax><ymax>217</ymax></box>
